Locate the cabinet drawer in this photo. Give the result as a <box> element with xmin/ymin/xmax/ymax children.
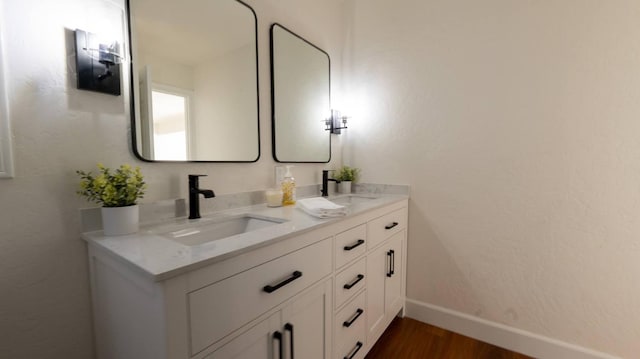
<box><xmin>335</xmin><ymin>257</ymin><xmax>366</xmax><ymax>309</ymax></box>
<box><xmin>367</xmin><ymin>208</ymin><xmax>407</xmax><ymax>249</ymax></box>
<box><xmin>188</xmin><ymin>237</ymin><xmax>332</xmax><ymax>355</ymax></box>
<box><xmin>335</xmin><ymin>291</ymin><xmax>366</xmax><ymax>359</ymax></box>
<box><xmin>335</xmin><ymin>224</ymin><xmax>367</xmax><ymax>269</ymax></box>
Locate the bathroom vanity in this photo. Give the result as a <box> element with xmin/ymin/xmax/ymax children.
<box><xmin>83</xmin><ymin>194</ymin><xmax>408</xmax><ymax>359</ymax></box>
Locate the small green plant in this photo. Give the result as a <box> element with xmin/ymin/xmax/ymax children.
<box><xmin>76</xmin><ymin>163</ymin><xmax>146</xmax><ymax>207</ymax></box>
<box><xmin>334</xmin><ymin>165</ymin><xmax>361</xmax><ymax>183</ymax></box>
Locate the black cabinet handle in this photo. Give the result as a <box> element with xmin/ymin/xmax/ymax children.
<box><xmin>343</xmin><ymin>239</ymin><xmax>365</xmax><ymax>251</ymax></box>
<box><xmin>343</xmin><ymin>308</ymin><xmax>364</xmax><ymax>328</ymax></box>
<box><xmin>263</xmin><ymin>271</ymin><xmax>303</xmax><ymax>293</ymax></box>
<box><xmin>390</xmin><ymin>249</ymin><xmax>395</xmax><ymax>276</ymax></box>
<box><xmin>284</xmin><ymin>323</ymin><xmax>294</xmax><ymax>359</ymax></box>
<box><xmin>386</xmin><ymin>250</ymin><xmax>393</xmax><ymax>277</ymax></box>
<box><xmin>274</xmin><ymin>331</ymin><xmax>283</xmax><ymax>359</ymax></box>
<box><xmin>385</xmin><ymin>222</ymin><xmax>399</xmax><ymax>230</ymax></box>
<box><xmin>344</xmin><ymin>341</ymin><xmax>363</xmax><ymax>359</ymax></box>
<box><xmin>343</xmin><ymin>274</ymin><xmax>364</xmax><ymax>290</ymax></box>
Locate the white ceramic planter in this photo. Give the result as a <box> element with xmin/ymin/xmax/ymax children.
<box><xmin>338</xmin><ymin>181</ymin><xmax>352</xmax><ymax>194</ymax></box>
<box><xmin>101</xmin><ymin>205</ymin><xmax>139</xmax><ymax>236</ymax></box>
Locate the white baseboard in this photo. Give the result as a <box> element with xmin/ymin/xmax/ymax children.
<box><xmin>405</xmin><ymin>298</ymin><xmax>619</xmax><ymax>359</ymax></box>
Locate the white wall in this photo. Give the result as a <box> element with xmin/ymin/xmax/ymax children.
<box><xmin>0</xmin><ymin>0</ymin><xmax>345</xmax><ymax>357</ymax></box>
<box><xmin>346</xmin><ymin>0</ymin><xmax>640</xmax><ymax>357</ymax></box>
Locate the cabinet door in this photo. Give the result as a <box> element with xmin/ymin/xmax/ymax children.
<box><xmin>366</xmin><ymin>231</ymin><xmax>405</xmax><ymax>345</ymax></box>
<box><xmin>366</xmin><ymin>244</ymin><xmax>388</xmax><ymax>344</ymax></box>
<box><xmin>282</xmin><ymin>280</ymin><xmax>332</xmax><ymax>359</ymax></box>
<box><xmin>385</xmin><ymin>232</ymin><xmax>404</xmax><ymax>317</ymax></box>
<box><xmin>206</xmin><ymin>312</ymin><xmax>281</xmax><ymax>359</ymax></box>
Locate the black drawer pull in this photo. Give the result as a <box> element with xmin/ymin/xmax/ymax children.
<box><xmin>385</xmin><ymin>222</ymin><xmax>399</xmax><ymax>230</ymax></box>
<box><xmin>343</xmin><ymin>274</ymin><xmax>364</xmax><ymax>290</ymax></box>
<box><xmin>390</xmin><ymin>249</ymin><xmax>395</xmax><ymax>276</ymax></box>
<box><xmin>284</xmin><ymin>323</ymin><xmax>294</xmax><ymax>359</ymax></box>
<box><xmin>344</xmin><ymin>239</ymin><xmax>365</xmax><ymax>251</ymax></box>
<box><xmin>343</xmin><ymin>308</ymin><xmax>364</xmax><ymax>328</ymax></box>
<box><xmin>386</xmin><ymin>250</ymin><xmax>393</xmax><ymax>277</ymax></box>
<box><xmin>344</xmin><ymin>341</ymin><xmax>363</xmax><ymax>359</ymax></box>
<box><xmin>274</xmin><ymin>331</ymin><xmax>284</xmax><ymax>359</ymax></box>
<box><xmin>263</xmin><ymin>271</ymin><xmax>303</xmax><ymax>293</ymax></box>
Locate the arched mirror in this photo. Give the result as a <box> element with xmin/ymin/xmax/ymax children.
<box><xmin>270</xmin><ymin>24</ymin><xmax>331</xmax><ymax>163</ymax></box>
<box><xmin>127</xmin><ymin>0</ymin><xmax>260</xmax><ymax>162</ymax></box>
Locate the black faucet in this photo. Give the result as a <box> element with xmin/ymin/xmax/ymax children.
<box><xmin>321</xmin><ymin>170</ymin><xmax>340</xmax><ymax>197</ymax></box>
<box><xmin>188</xmin><ymin>174</ymin><xmax>215</xmax><ymax>219</ymax></box>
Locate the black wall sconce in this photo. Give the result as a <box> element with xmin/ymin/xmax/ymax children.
<box><xmin>325</xmin><ymin>109</ymin><xmax>349</xmax><ymax>135</ymax></box>
<box><xmin>74</xmin><ymin>29</ymin><xmax>122</xmax><ymax>96</ymax></box>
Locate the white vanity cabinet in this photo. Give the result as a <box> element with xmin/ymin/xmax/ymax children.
<box><xmin>89</xmin><ymin>229</ymin><xmax>335</xmax><ymax>359</ymax></box>
<box><xmin>86</xmin><ymin>197</ymin><xmax>408</xmax><ymax>359</ymax></box>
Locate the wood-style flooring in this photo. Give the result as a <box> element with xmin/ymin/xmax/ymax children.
<box><xmin>365</xmin><ymin>317</ymin><xmax>534</xmax><ymax>359</ymax></box>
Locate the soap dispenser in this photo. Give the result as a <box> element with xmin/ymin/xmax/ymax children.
<box><xmin>281</xmin><ymin>165</ymin><xmax>296</xmax><ymax>206</ymax></box>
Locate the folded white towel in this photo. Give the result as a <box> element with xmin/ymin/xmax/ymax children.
<box><xmin>297</xmin><ymin>197</ymin><xmax>348</xmax><ymax>218</ymax></box>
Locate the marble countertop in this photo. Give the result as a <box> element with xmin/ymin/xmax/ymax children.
<box><xmin>82</xmin><ymin>194</ymin><xmax>408</xmax><ymax>282</ymax></box>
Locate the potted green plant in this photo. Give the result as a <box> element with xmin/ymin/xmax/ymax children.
<box><xmin>77</xmin><ymin>163</ymin><xmax>146</xmax><ymax>236</ymax></box>
<box><xmin>334</xmin><ymin>165</ymin><xmax>360</xmax><ymax>194</ymax></box>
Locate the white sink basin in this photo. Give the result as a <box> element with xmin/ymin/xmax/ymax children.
<box><xmin>329</xmin><ymin>194</ymin><xmax>379</xmax><ymax>206</ymax></box>
<box><xmin>152</xmin><ymin>214</ymin><xmax>287</xmax><ymax>246</ymax></box>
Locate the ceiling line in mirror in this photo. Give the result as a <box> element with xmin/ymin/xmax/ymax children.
<box><xmin>126</xmin><ymin>0</ymin><xmax>261</xmax><ymax>162</ymax></box>
<box><xmin>270</xmin><ymin>23</ymin><xmax>331</xmax><ymax>163</ymax></box>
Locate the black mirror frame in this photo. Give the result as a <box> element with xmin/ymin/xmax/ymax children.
<box><xmin>270</xmin><ymin>23</ymin><xmax>331</xmax><ymax>164</ymax></box>
<box><xmin>125</xmin><ymin>0</ymin><xmax>261</xmax><ymax>163</ymax></box>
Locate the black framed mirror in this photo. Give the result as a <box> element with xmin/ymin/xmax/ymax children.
<box><xmin>270</xmin><ymin>24</ymin><xmax>331</xmax><ymax>163</ymax></box>
<box><xmin>126</xmin><ymin>0</ymin><xmax>260</xmax><ymax>162</ymax></box>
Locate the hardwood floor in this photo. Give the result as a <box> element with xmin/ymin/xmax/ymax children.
<box><xmin>365</xmin><ymin>317</ymin><xmax>534</xmax><ymax>359</ymax></box>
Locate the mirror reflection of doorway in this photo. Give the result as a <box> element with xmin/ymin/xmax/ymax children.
<box><xmin>151</xmin><ymin>88</ymin><xmax>191</xmax><ymax>160</ymax></box>
<box><xmin>128</xmin><ymin>0</ymin><xmax>260</xmax><ymax>162</ymax></box>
